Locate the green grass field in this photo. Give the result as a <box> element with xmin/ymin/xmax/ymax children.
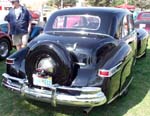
<box><xmin>0</xmin><ymin>40</ymin><xmax>150</xmax><ymax>116</ymax></box>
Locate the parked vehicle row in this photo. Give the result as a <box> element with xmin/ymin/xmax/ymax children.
<box><xmin>0</xmin><ymin>30</ymin><xmax>12</xmax><ymax>60</ymax></box>
<box><xmin>1</xmin><ymin>7</ymin><xmax>149</xmax><ymax>113</ymax></box>
<box><xmin>0</xmin><ymin>22</ymin><xmax>43</xmax><ymax>60</ymax></box>
<box><xmin>135</xmin><ymin>11</ymin><xmax>150</xmax><ymax>34</ymax></box>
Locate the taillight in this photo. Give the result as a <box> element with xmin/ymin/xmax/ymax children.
<box><xmin>98</xmin><ymin>69</ymin><xmax>111</xmax><ymax>77</ymax></box>
<box><xmin>98</xmin><ymin>62</ymin><xmax>122</xmax><ymax>78</ymax></box>
<box><xmin>6</xmin><ymin>58</ymin><xmax>15</xmax><ymax>64</ymax></box>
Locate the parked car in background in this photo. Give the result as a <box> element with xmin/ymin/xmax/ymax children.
<box><xmin>135</xmin><ymin>11</ymin><xmax>150</xmax><ymax>33</ymax></box>
<box><xmin>29</xmin><ymin>10</ymin><xmax>40</xmax><ymax>22</ymax></box>
<box><xmin>136</xmin><ymin>11</ymin><xmax>150</xmax><ymax>21</ymax></box>
<box><xmin>1</xmin><ymin>7</ymin><xmax>149</xmax><ymax>113</ymax></box>
<box><xmin>0</xmin><ymin>30</ymin><xmax>12</xmax><ymax>60</ymax></box>
<box><xmin>136</xmin><ymin>28</ymin><xmax>149</xmax><ymax>58</ymax></box>
<box><xmin>0</xmin><ymin>21</ymin><xmax>8</xmax><ymax>33</ymax></box>
<box><xmin>0</xmin><ymin>20</ymin><xmax>12</xmax><ymax>60</ymax></box>
<box><xmin>0</xmin><ymin>21</ymin><xmax>43</xmax><ymax>61</ymax></box>
<box><xmin>0</xmin><ymin>8</ymin><xmax>42</xmax><ymax>60</ymax></box>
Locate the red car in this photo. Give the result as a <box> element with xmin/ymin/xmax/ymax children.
<box><xmin>0</xmin><ymin>21</ymin><xmax>42</xmax><ymax>60</ymax></box>
<box><xmin>29</xmin><ymin>10</ymin><xmax>40</xmax><ymax>21</ymax></box>
<box><xmin>135</xmin><ymin>11</ymin><xmax>150</xmax><ymax>33</ymax></box>
<box><xmin>0</xmin><ymin>30</ymin><xmax>12</xmax><ymax>60</ymax></box>
<box><xmin>136</xmin><ymin>11</ymin><xmax>150</xmax><ymax>20</ymax></box>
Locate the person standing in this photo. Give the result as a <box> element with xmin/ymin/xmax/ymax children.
<box><xmin>5</xmin><ymin>0</ymin><xmax>32</xmax><ymax>50</ymax></box>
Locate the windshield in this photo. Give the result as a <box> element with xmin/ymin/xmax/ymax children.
<box><xmin>52</xmin><ymin>15</ymin><xmax>101</xmax><ymax>30</ymax></box>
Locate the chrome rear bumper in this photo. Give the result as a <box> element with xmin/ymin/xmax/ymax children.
<box><xmin>2</xmin><ymin>73</ymin><xmax>107</xmax><ymax>107</ymax></box>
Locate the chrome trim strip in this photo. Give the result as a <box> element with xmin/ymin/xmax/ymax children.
<box><xmin>119</xmin><ymin>76</ymin><xmax>134</xmax><ymax>96</ymax></box>
<box><xmin>57</xmin><ymin>86</ymin><xmax>101</xmax><ymax>93</ymax></box>
<box><xmin>99</xmin><ymin>62</ymin><xmax>122</xmax><ymax>77</ymax></box>
<box><xmin>5</xmin><ymin>58</ymin><xmax>15</xmax><ymax>64</ymax></box>
<box><xmin>75</xmin><ymin>62</ymin><xmax>86</xmax><ymax>66</ymax></box>
<box><xmin>136</xmin><ymin>51</ymin><xmax>145</xmax><ymax>58</ymax></box>
<box><xmin>2</xmin><ymin>73</ymin><xmax>25</xmax><ymax>84</ymax></box>
<box><xmin>46</xmin><ymin>31</ymin><xmax>114</xmax><ymax>39</ymax></box>
<box><xmin>2</xmin><ymin>82</ymin><xmax>21</xmax><ymax>92</ymax></box>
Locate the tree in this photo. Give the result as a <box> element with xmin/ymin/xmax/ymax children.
<box><xmin>46</xmin><ymin>0</ymin><xmax>150</xmax><ymax>9</ymax></box>
<box><xmin>86</xmin><ymin>0</ymin><xmax>134</xmax><ymax>7</ymax></box>
<box><xmin>86</xmin><ymin>0</ymin><xmax>113</xmax><ymax>6</ymax></box>
<box><xmin>47</xmin><ymin>0</ymin><xmax>77</xmax><ymax>8</ymax></box>
<box><xmin>135</xmin><ymin>0</ymin><xmax>150</xmax><ymax>10</ymax></box>
<box><xmin>110</xmin><ymin>0</ymin><xmax>124</xmax><ymax>6</ymax></box>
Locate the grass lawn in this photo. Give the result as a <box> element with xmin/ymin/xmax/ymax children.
<box><xmin>0</xmin><ymin>40</ymin><xmax>150</xmax><ymax>116</ymax></box>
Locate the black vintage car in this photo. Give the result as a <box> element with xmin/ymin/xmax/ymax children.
<box><xmin>1</xmin><ymin>7</ymin><xmax>148</xmax><ymax>112</ymax></box>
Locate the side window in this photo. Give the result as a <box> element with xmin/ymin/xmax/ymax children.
<box><xmin>122</xmin><ymin>16</ymin><xmax>129</xmax><ymax>38</ymax></box>
<box><xmin>114</xmin><ymin>21</ymin><xmax>122</xmax><ymax>39</ymax></box>
<box><xmin>128</xmin><ymin>14</ymin><xmax>134</xmax><ymax>32</ymax></box>
<box><xmin>53</xmin><ymin>16</ymin><xmax>65</xmax><ymax>28</ymax></box>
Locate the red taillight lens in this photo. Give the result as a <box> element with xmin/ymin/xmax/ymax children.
<box><xmin>6</xmin><ymin>58</ymin><xmax>15</xmax><ymax>64</ymax></box>
<box><xmin>98</xmin><ymin>70</ymin><xmax>110</xmax><ymax>77</ymax></box>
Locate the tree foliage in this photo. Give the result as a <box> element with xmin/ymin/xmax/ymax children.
<box><xmin>86</xmin><ymin>0</ymin><xmax>136</xmax><ymax>7</ymax></box>
<box><xmin>86</xmin><ymin>0</ymin><xmax>113</xmax><ymax>6</ymax></box>
<box><xmin>135</xmin><ymin>0</ymin><xmax>150</xmax><ymax>10</ymax></box>
<box><xmin>47</xmin><ymin>0</ymin><xmax>77</xmax><ymax>8</ymax></box>
<box><xmin>46</xmin><ymin>0</ymin><xmax>150</xmax><ymax>9</ymax></box>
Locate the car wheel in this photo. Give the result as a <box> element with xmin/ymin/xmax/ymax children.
<box><xmin>25</xmin><ymin>43</ymin><xmax>74</xmax><ymax>87</ymax></box>
<box><xmin>0</xmin><ymin>38</ymin><xmax>11</xmax><ymax>60</ymax></box>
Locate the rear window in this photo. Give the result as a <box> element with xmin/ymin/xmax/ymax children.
<box><xmin>137</xmin><ymin>12</ymin><xmax>150</xmax><ymax>20</ymax></box>
<box><xmin>52</xmin><ymin>15</ymin><xmax>101</xmax><ymax>30</ymax></box>
<box><xmin>141</xmin><ymin>13</ymin><xmax>150</xmax><ymax>18</ymax></box>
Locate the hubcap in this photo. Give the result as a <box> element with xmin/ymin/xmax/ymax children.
<box><xmin>0</xmin><ymin>41</ymin><xmax>9</xmax><ymax>57</ymax></box>
<box><xmin>36</xmin><ymin>57</ymin><xmax>56</xmax><ymax>74</ymax></box>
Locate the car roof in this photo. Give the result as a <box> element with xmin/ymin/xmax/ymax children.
<box><xmin>45</xmin><ymin>7</ymin><xmax>132</xmax><ymax>37</ymax></box>
<box><xmin>135</xmin><ymin>20</ymin><xmax>150</xmax><ymax>24</ymax></box>
<box><xmin>136</xmin><ymin>11</ymin><xmax>150</xmax><ymax>21</ymax></box>
<box><xmin>53</xmin><ymin>7</ymin><xmax>131</xmax><ymax>16</ymax></box>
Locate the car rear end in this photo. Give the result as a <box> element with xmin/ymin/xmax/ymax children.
<box><xmin>135</xmin><ymin>20</ymin><xmax>150</xmax><ymax>34</ymax></box>
<box><xmin>135</xmin><ymin>11</ymin><xmax>150</xmax><ymax>33</ymax></box>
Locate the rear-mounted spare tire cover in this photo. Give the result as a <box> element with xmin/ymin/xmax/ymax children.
<box><xmin>25</xmin><ymin>42</ymin><xmax>73</xmax><ymax>86</ymax></box>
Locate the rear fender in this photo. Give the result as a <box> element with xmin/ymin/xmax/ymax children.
<box><xmin>6</xmin><ymin>47</ymin><xmax>29</xmax><ymax>79</ymax></box>
<box><xmin>98</xmin><ymin>43</ymin><xmax>133</xmax><ymax>101</ymax></box>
